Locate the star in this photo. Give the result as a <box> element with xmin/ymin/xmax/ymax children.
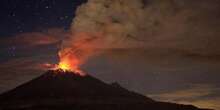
<box><xmin>45</xmin><ymin>6</ymin><xmax>50</xmax><ymax>9</ymax></box>
<box><xmin>19</xmin><ymin>30</ymin><xmax>24</xmax><ymax>33</ymax></box>
<box><xmin>16</xmin><ymin>26</ymin><xmax>21</xmax><ymax>29</ymax></box>
<box><xmin>64</xmin><ymin>16</ymin><xmax>69</xmax><ymax>19</ymax></box>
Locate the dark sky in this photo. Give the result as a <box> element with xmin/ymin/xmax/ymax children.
<box><xmin>0</xmin><ymin>0</ymin><xmax>86</xmax><ymax>37</ymax></box>
<box><xmin>0</xmin><ymin>0</ymin><xmax>86</xmax><ymax>62</ymax></box>
<box><xmin>0</xmin><ymin>0</ymin><xmax>220</xmax><ymax>109</ymax></box>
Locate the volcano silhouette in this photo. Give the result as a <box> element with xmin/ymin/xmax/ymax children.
<box><xmin>0</xmin><ymin>70</ymin><xmax>212</xmax><ymax>110</ymax></box>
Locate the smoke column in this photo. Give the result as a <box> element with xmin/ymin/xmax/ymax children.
<box><xmin>58</xmin><ymin>0</ymin><xmax>220</xmax><ymax>68</ymax></box>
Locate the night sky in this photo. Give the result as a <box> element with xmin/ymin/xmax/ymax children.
<box><xmin>0</xmin><ymin>0</ymin><xmax>86</xmax><ymax>37</ymax></box>
<box><xmin>0</xmin><ymin>0</ymin><xmax>220</xmax><ymax>110</ymax></box>
<box><xmin>0</xmin><ymin>0</ymin><xmax>86</xmax><ymax>63</ymax></box>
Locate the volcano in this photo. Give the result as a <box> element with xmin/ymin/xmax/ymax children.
<box><xmin>0</xmin><ymin>70</ymin><xmax>212</xmax><ymax>110</ymax></box>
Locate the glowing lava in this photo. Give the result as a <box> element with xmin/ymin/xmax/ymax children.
<box><xmin>55</xmin><ymin>48</ymin><xmax>86</xmax><ymax>76</ymax></box>
<box><xmin>58</xmin><ymin>62</ymin><xmax>71</xmax><ymax>71</ymax></box>
<box><xmin>57</xmin><ymin>57</ymin><xmax>81</xmax><ymax>73</ymax></box>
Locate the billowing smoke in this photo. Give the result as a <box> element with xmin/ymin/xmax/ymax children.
<box><xmin>58</xmin><ymin>0</ymin><xmax>220</xmax><ymax>69</ymax></box>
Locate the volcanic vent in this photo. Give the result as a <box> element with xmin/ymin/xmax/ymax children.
<box><xmin>0</xmin><ymin>70</ymin><xmax>212</xmax><ymax>110</ymax></box>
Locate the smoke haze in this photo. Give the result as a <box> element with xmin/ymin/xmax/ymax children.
<box><xmin>64</xmin><ymin>0</ymin><xmax>220</xmax><ymax>55</ymax></box>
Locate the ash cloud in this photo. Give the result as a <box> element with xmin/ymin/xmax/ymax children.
<box><xmin>64</xmin><ymin>0</ymin><xmax>220</xmax><ymax>55</ymax></box>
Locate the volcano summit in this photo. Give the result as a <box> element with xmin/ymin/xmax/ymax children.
<box><xmin>0</xmin><ymin>70</ymin><xmax>212</xmax><ymax>110</ymax></box>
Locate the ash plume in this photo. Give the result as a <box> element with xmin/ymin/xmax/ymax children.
<box><xmin>59</xmin><ymin>0</ymin><xmax>220</xmax><ymax>66</ymax></box>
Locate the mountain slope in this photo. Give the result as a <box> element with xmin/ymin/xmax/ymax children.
<box><xmin>0</xmin><ymin>70</ymin><xmax>212</xmax><ymax>110</ymax></box>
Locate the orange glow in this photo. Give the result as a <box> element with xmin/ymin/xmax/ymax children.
<box><xmin>56</xmin><ymin>47</ymin><xmax>86</xmax><ymax>76</ymax></box>
<box><xmin>58</xmin><ymin>54</ymin><xmax>80</xmax><ymax>72</ymax></box>
<box><xmin>58</xmin><ymin>62</ymin><xmax>71</xmax><ymax>71</ymax></box>
<box><xmin>54</xmin><ymin>32</ymin><xmax>103</xmax><ymax>76</ymax></box>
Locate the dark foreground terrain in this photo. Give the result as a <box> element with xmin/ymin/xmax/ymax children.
<box><xmin>0</xmin><ymin>70</ymin><xmax>212</xmax><ymax>110</ymax></box>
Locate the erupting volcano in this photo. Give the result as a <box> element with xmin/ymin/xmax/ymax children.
<box><xmin>50</xmin><ymin>44</ymin><xmax>88</xmax><ymax>76</ymax></box>
<box><xmin>0</xmin><ymin>70</ymin><xmax>211</xmax><ymax>110</ymax></box>
<box><xmin>56</xmin><ymin>50</ymin><xmax>85</xmax><ymax>76</ymax></box>
<box><xmin>57</xmin><ymin>48</ymin><xmax>81</xmax><ymax>71</ymax></box>
<box><xmin>50</xmin><ymin>32</ymin><xmax>104</xmax><ymax>76</ymax></box>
